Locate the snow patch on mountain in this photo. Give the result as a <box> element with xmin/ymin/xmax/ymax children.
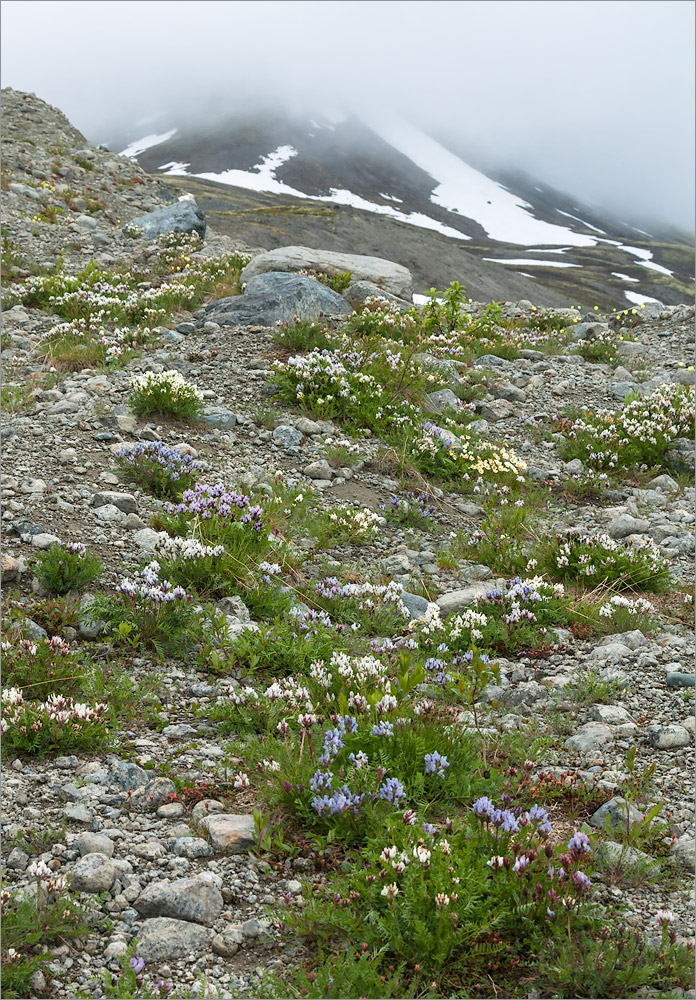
<box><xmin>120</xmin><ymin>130</ymin><xmax>177</xmax><ymax>159</ymax></box>
<box><xmin>483</xmin><ymin>258</ymin><xmax>581</xmax><ymax>269</ymax></box>
<box><xmin>612</xmin><ymin>272</ymin><xmax>640</xmax><ymax>282</ymax></box>
<box><xmin>555</xmin><ymin>209</ymin><xmax>606</xmax><ymax>234</ymax></box>
<box><xmin>625</xmin><ymin>290</ymin><xmax>663</xmax><ymax>305</ymax></box>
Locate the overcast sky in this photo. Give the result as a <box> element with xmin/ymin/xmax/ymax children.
<box><xmin>2</xmin><ymin>0</ymin><xmax>694</xmax><ymax>232</ymax></box>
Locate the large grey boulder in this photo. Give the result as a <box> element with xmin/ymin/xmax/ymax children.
<box><xmin>241</xmin><ymin>246</ymin><xmax>413</xmax><ymax>299</ymax></box>
<box><xmin>125</xmin><ymin>199</ymin><xmax>206</xmax><ymax>240</ymax></box>
<box><xmin>205</xmin><ymin>272</ymin><xmax>353</xmax><ymax>327</ymax></box>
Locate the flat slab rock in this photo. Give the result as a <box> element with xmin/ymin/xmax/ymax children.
<box><xmin>241</xmin><ymin>245</ymin><xmax>413</xmax><ymax>299</ymax></box>
<box><xmin>136</xmin><ymin>917</ymin><xmax>209</xmax><ymax>962</ymax></box>
<box><xmin>198</xmin><ymin>813</ymin><xmax>256</xmax><ymax>852</ymax></box>
<box><xmin>124</xmin><ymin>198</ymin><xmax>206</xmax><ymax>240</ymax></box>
<box><xmin>206</xmin><ymin>271</ymin><xmax>352</xmax><ymax>326</ymax></box>
<box><xmin>134</xmin><ymin>877</ymin><xmax>223</xmax><ymax>925</ymax></box>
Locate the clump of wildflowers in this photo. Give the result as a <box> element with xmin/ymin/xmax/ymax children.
<box><xmin>129</xmin><ymin>370</ymin><xmax>205</xmax><ymax>420</ymax></box>
<box><xmin>561</xmin><ymin>383</ymin><xmax>694</xmax><ymax>471</ymax></box>
<box><xmin>548</xmin><ymin>531</ymin><xmax>671</xmax><ymax>593</ymax></box>
<box><xmin>1</xmin><ymin>687</ymin><xmax>109</xmax><ymax>756</ymax></box>
<box><xmin>115</xmin><ymin>441</ymin><xmax>202</xmax><ymax>499</ymax></box>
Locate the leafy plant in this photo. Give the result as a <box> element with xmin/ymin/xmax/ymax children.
<box><xmin>34</xmin><ymin>540</ymin><xmax>103</xmax><ymax>595</ymax></box>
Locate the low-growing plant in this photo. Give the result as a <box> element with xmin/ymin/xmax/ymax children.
<box><xmin>459</xmin><ymin>497</ymin><xmax>532</xmax><ymax>576</ymax></box>
<box><xmin>86</xmin><ymin>562</ymin><xmax>197</xmax><ymax>656</ymax></box>
<box><xmin>271</xmin><ymin>317</ymin><xmax>332</xmax><ymax>351</ymax></box>
<box><xmin>128</xmin><ymin>370</ymin><xmax>205</xmax><ymax>420</ymax></box>
<box><xmin>115</xmin><ymin>441</ymin><xmax>202</xmax><ymax>499</ymax></box>
<box><xmin>1</xmin><ymin>687</ymin><xmax>109</xmax><ymax>756</ymax></box>
<box><xmin>311</xmin><ymin>577</ymin><xmax>410</xmax><ymax>635</ymax></box>
<box><xmin>343</xmin><ymin>296</ymin><xmax>419</xmax><ymax>343</ymax></box>
<box><xmin>558</xmin><ymin>383</ymin><xmax>694</xmax><ymax>472</ymax></box>
<box><xmin>540</xmin><ymin>531</ymin><xmax>672</xmax><ymax>593</ymax></box>
<box><xmin>379</xmin><ymin>491</ymin><xmax>438</xmax><ymax>529</ymax></box>
<box><xmin>315</xmin><ymin>503</ymin><xmax>383</xmax><ymax>545</ymax></box>
<box><xmin>34</xmin><ymin>540</ymin><xmax>103</xmax><ymax>595</ymax></box>
<box><xmin>1</xmin><ymin>868</ymin><xmax>92</xmax><ymax>999</ymax></box>
<box><xmin>1</xmin><ymin>633</ymin><xmax>85</xmax><ymax>699</ymax></box>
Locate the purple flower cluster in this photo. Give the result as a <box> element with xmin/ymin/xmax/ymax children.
<box><xmin>424</xmin><ymin>751</ymin><xmax>450</xmax><ymax>777</ymax></box>
<box><xmin>424</xmin><ymin>657</ymin><xmax>451</xmax><ymax>685</ymax></box>
<box><xmin>379</xmin><ymin>491</ymin><xmax>436</xmax><ymax>521</ymax></box>
<box><xmin>378</xmin><ymin>776</ymin><xmax>406</xmax><ymax>803</ymax></box>
<box><xmin>371</xmin><ymin>720</ymin><xmax>394</xmax><ymax>737</ymax></box>
<box><xmin>117</xmin><ymin>440</ymin><xmax>202</xmax><ymax>482</ymax></box>
<box><xmin>167</xmin><ymin>483</ymin><xmax>263</xmax><ymax>531</ymax></box>
<box><xmin>312</xmin><ymin>784</ymin><xmax>365</xmax><ymax>817</ymax></box>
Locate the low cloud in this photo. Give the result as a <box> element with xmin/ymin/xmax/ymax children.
<box><xmin>2</xmin><ymin>0</ymin><xmax>693</xmax><ymax>232</ymax></box>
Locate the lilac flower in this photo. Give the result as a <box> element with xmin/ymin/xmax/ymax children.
<box><xmin>323</xmin><ymin>729</ymin><xmax>344</xmax><ymax>757</ymax></box>
<box><xmin>378</xmin><ymin>777</ymin><xmax>406</xmax><ymax>804</ymax></box>
<box><xmin>472</xmin><ymin>796</ymin><xmax>495</xmax><ymax>819</ymax></box>
<box><xmin>424</xmin><ymin>751</ymin><xmax>449</xmax><ymax>777</ymax></box>
<box><xmin>512</xmin><ymin>853</ymin><xmax>531</xmax><ymax>874</ymax></box>
<box><xmin>422</xmin><ymin>821</ymin><xmax>438</xmax><ymax>835</ymax></box>
<box><xmin>311</xmin><ymin>785</ymin><xmax>364</xmax><ymax>817</ymax></box>
<box><xmin>490</xmin><ymin>809</ymin><xmax>519</xmax><ymax>834</ymax></box>
<box><xmin>130</xmin><ymin>956</ymin><xmax>145</xmax><ymax>974</ymax></box>
<box><xmin>526</xmin><ymin>804</ymin><xmax>552</xmax><ymax>835</ymax></box>
<box><xmin>571</xmin><ymin>870</ymin><xmax>592</xmax><ymax>890</ymax></box>
<box><xmin>337</xmin><ymin>715</ymin><xmax>358</xmax><ymax>734</ymax></box>
<box><xmin>567</xmin><ymin>831</ymin><xmax>591</xmax><ymax>855</ymax></box>
<box><xmin>309</xmin><ymin>770</ymin><xmax>333</xmax><ymax>793</ymax></box>
<box><xmin>371</xmin><ymin>720</ymin><xmax>394</xmax><ymax>737</ymax></box>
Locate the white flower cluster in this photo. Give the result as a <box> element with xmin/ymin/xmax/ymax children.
<box><xmin>155</xmin><ymin>533</ymin><xmax>224</xmax><ymax>561</ymax></box>
<box><xmin>598</xmin><ymin>595</ymin><xmax>656</xmax><ymax>618</ymax></box>
<box><xmin>567</xmin><ymin>384</ymin><xmax>694</xmax><ymax>468</ymax></box>
<box><xmin>116</xmin><ymin>561</ymin><xmax>187</xmax><ymax>604</ymax></box>
<box><xmin>328</xmin><ymin>505</ymin><xmax>383</xmax><ymax>538</ymax></box>
<box><xmin>130</xmin><ymin>370</ymin><xmax>204</xmax><ymax>403</ymax></box>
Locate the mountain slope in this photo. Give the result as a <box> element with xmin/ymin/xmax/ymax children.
<box><xmin>110</xmin><ymin>109</ymin><xmax>694</xmax><ymax>308</ymax></box>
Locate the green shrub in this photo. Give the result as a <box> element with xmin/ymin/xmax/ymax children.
<box><xmin>272</xmin><ymin>317</ymin><xmax>332</xmax><ymax>351</ymax></box>
<box><xmin>34</xmin><ymin>541</ymin><xmax>103</xmax><ymax>595</ymax></box>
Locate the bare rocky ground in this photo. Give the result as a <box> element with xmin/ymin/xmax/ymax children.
<box><xmin>1</xmin><ymin>89</ymin><xmax>695</xmax><ymax>999</ymax></box>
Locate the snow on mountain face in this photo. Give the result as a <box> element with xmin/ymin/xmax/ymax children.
<box><xmin>360</xmin><ymin>115</ymin><xmax>596</xmax><ymax>248</ymax></box>
<box><xmin>119</xmin><ymin>129</ymin><xmax>177</xmax><ymax>159</ymax></box>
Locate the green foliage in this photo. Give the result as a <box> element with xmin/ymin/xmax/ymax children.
<box><xmin>1</xmin><ymin>632</ymin><xmax>85</xmax><ymax>699</ymax></box>
<box><xmin>539</xmin><ymin>531</ymin><xmax>672</xmax><ymax>593</ymax></box>
<box><xmin>271</xmin><ymin>317</ymin><xmax>332</xmax><ymax>351</ymax></box>
<box><xmin>86</xmin><ymin>566</ymin><xmax>197</xmax><ymax>657</ymax></box>
<box><xmin>563</xmin><ymin>668</ymin><xmax>625</xmax><ymax>708</ymax></box>
<box><xmin>542</xmin><ymin>923</ymin><xmax>694</xmax><ymax>998</ymax></box>
<box><xmin>459</xmin><ymin>499</ymin><xmax>532</xmax><ymax>576</ymax></box>
<box><xmin>34</xmin><ymin>540</ymin><xmax>103</xmax><ymax>595</ymax></box>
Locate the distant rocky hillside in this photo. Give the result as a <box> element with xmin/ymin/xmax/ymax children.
<box><xmin>108</xmin><ymin>107</ymin><xmax>695</xmax><ymax>309</ymax></box>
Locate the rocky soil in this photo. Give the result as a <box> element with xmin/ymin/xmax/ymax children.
<box><xmin>1</xmin><ymin>89</ymin><xmax>695</xmax><ymax>1000</ymax></box>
